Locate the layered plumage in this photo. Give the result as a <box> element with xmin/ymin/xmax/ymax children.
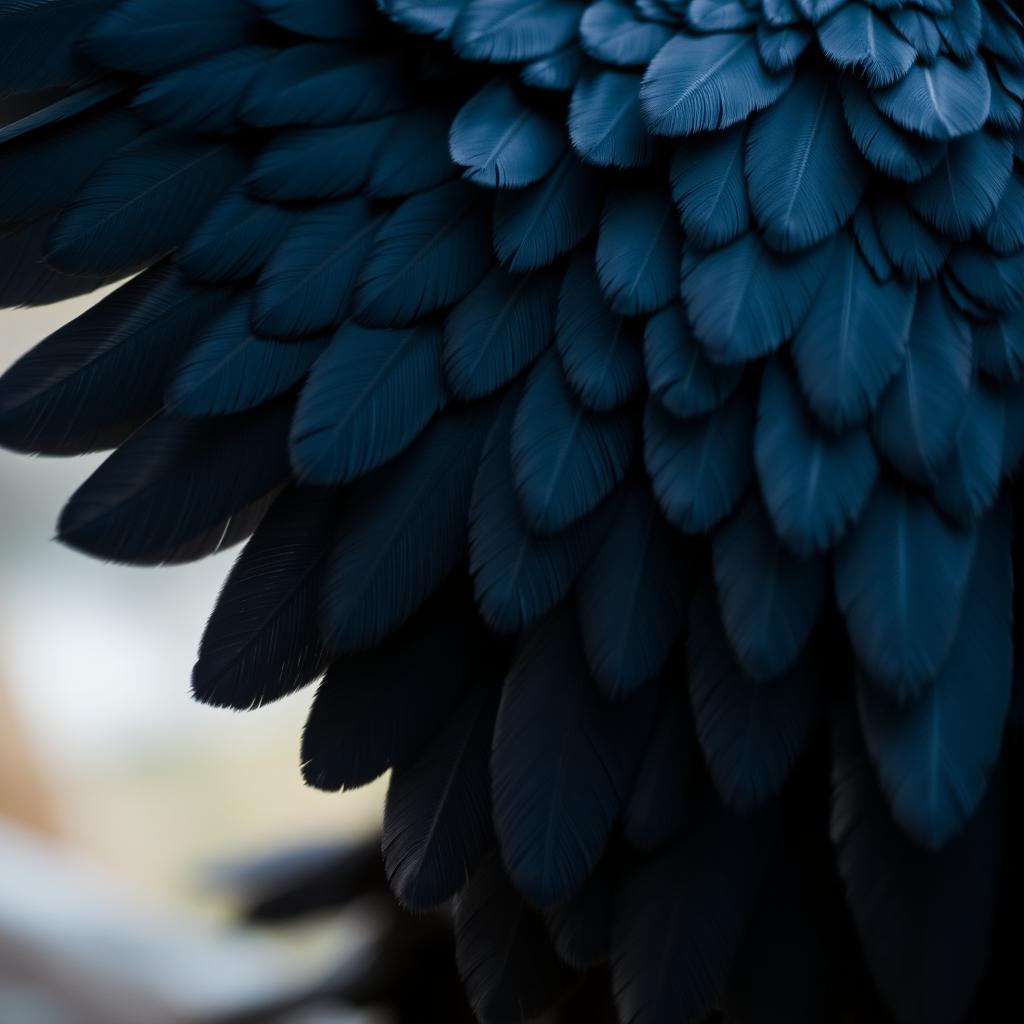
<box><xmin>2</xmin><ymin>0</ymin><xmax>1024</xmax><ymax>1021</ymax></box>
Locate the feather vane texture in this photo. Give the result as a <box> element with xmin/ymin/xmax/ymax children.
<box><xmin>3</xmin><ymin>0</ymin><xmax>1024</xmax><ymax>1020</ymax></box>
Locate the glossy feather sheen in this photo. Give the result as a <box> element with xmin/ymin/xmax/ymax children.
<box><xmin>290</xmin><ymin>321</ymin><xmax>446</xmax><ymax>486</ymax></box>
<box><xmin>58</xmin><ymin>400</ymin><xmax>292</xmax><ymax>566</ymax></box>
<box><xmin>511</xmin><ymin>351</ymin><xmax>635</xmax><ymax>533</ymax></box>
<box><xmin>755</xmin><ymin>357</ymin><xmax>879</xmax><ymax>556</ymax></box>
<box><xmin>746</xmin><ymin>67</ymin><xmax>867</xmax><ymax>253</ymax></box>
<box><xmin>354</xmin><ymin>180</ymin><xmax>491</xmax><ymax>327</ymax></box>
<box><xmin>791</xmin><ymin>233</ymin><xmax>915</xmax><ymax>430</ymax></box>
<box><xmin>470</xmin><ymin>390</ymin><xmax>617</xmax><ymax>634</ymax></box>
<box><xmin>640</xmin><ymin>31</ymin><xmax>794</xmax><ymax>137</ymax></box>
<box><xmin>4</xmin><ymin>1</ymin><xmax>1024</xmax><ymax>1020</ymax></box>
<box><xmin>449</xmin><ymin>78</ymin><xmax>565</xmax><ymax>188</ymax></box>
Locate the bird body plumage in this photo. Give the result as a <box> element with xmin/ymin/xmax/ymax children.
<box><xmin>2</xmin><ymin>0</ymin><xmax>1024</xmax><ymax>1021</ymax></box>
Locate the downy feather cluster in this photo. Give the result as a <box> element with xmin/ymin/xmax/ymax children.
<box><xmin>1</xmin><ymin>0</ymin><xmax>1024</xmax><ymax>1021</ymax></box>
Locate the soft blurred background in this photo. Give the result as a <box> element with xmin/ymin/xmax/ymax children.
<box><xmin>0</xmin><ymin>295</ymin><xmax>417</xmax><ymax>1024</ymax></box>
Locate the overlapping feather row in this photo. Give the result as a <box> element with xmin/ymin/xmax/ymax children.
<box><xmin>1</xmin><ymin>0</ymin><xmax>1024</xmax><ymax>1021</ymax></box>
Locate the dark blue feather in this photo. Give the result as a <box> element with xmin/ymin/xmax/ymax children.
<box><xmin>355</xmin><ymin>179</ymin><xmax>491</xmax><ymax>327</ymax></box>
<box><xmin>511</xmin><ymin>351</ymin><xmax>636</xmax><ymax>533</ymax></box>
<box><xmin>0</xmin><ymin>218</ymin><xmax>118</xmax><ymax>309</ymax></box>
<box><xmin>931</xmin><ymin>380</ymin><xmax>1005</xmax><ymax>524</ymax></box>
<box><xmin>454</xmin><ymin>855</ymin><xmax>573</xmax><ymax>1024</ymax></box>
<box><xmin>859</xmin><ymin>501</ymin><xmax>1012</xmax><ymax>851</ymax></box>
<box><xmin>492</xmin><ymin>151</ymin><xmax>600</xmax><ymax>271</ymax></box>
<box><xmin>132</xmin><ymin>45</ymin><xmax>272</xmax><ymax>134</ymax></box>
<box><xmin>252</xmin><ymin>0</ymin><xmax>370</xmax><ymax>38</ymax></box>
<box><xmin>318</xmin><ymin>405</ymin><xmax>493</xmax><ymax>652</ymax></box>
<box><xmin>568</xmin><ymin>69</ymin><xmax>657</xmax><ymax>168</ymax></box>
<box><xmin>839</xmin><ymin>76</ymin><xmax>946</xmax><ymax>183</ymax></box>
<box><xmin>756</xmin><ymin>22</ymin><xmax>811</xmax><ymax>73</ymax></box>
<box><xmin>639</xmin><ymin>30</ymin><xmax>794</xmax><ymax>137</ymax></box>
<box><xmin>57</xmin><ymin>399</ymin><xmax>292</xmax><ymax>565</ymax></box>
<box><xmin>644</xmin><ymin>302</ymin><xmax>741</xmax><ymax>420</ymax></box>
<box><xmin>0</xmin><ymin>81</ymin><xmax>122</xmax><ymax>144</ymax></box>
<box><xmin>253</xmin><ymin>198</ymin><xmax>381</xmax><ymax>337</ymax></box>
<box><xmin>555</xmin><ymin>249</ymin><xmax>644</xmax><ymax>412</ymax></box>
<box><xmin>443</xmin><ymin>264</ymin><xmax>559</xmax><ymax>400</ymax></box>
<box><xmin>682</xmin><ymin>232</ymin><xmax>832</xmax><ymax>365</ymax></box>
<box><xmin>873</xmin><ymin>283</ymin><xmax>972</xmax><ymax>481</ymax></box>
<box><xmin>890</xmin><ymin>8</ymin><xmax>941</xmax><ymax>62</ymax></box>
<box><xmin>834</xmin><ymin>479</ymin><xmax>977</xmax><ymax>702</ymax></box>
<box><xmin>643</xmin><ymin>390</ymin><xmax>753</xmax><ymax>533</ymax></box>
<box><xmin>176</xmin><ymin>188</ymin><xmax>296</xmax><ymax>283</ymax></box>
<box><xmin>791</xmin><ymin>232</ymin><xmax>914</xmax><ymax>431</ymax></box>
<box><xmin>0</xmin><ymin>0</ymin><xmax>111</xmax><ymax>93</ymax></box>
<box><xmin>368</xmin><ymin>108</ymin><xmax>458</xmax><ymax>198</ymax></box>
<box><xmin>290</xmin><ymin>321</ymin><xmax>446</xmax><ymax>486</ymax></box>
<box><xmin>82</xmin><ymin>0</ymin><xmax>254</xmax><ymax>76</ymax></box>
<box><xmin>850</xmin><ymin>202</ymin><xmax>894</xmax><ymax>282</ymax></box>
<box><xmin>303</xmin><ymin>577</ymin><xmax>488</xmax><ymax>789</ymax></box>
<box><xmin>383</xmin><ymin>679</ymin><xmax>499</xmax><ymax>911</ymax></box>
<box><xmin>578</xmin><ymin>0</ymin><xmax>671</xmax><ymax>66</ymax></box>
<box><xmin>670</xmin><ymin>124</ymin><xmax>750</xmax><ymax>250</ymax></box>
<box><xmin>0</xmin><ymin>105</ymin><xmax>140</xmax><ymax>231</ymax></box>
<box><xmin>46</xmin><ymin>132</ymin><xmax>244</xmax><ymax>277</ymax></box>
<box><xmin>613</xmin><ymin>805</ymin><xmax>777</xmax><ymax>1024</ymax></box>
<box><xmin>453</xmin><ymin>0</ymin><xmax>581</xmax><ymax>63</ymax></box>
<box><xmin>975</xmin><ymin>311</ymin><xmax>1024</xmax><ymax>382</ymax></box>
<box><xmin>755</xmin><ymin>357</ymin><xmax>878</xmax><ymax>556</ymax></box>
<box><xmin>492</xmin><ymin>607</ymin><xmax>655</xmax><ymax>908</ymax></box>
<box><xmin>712</xmin><ymin>493</ymin><xmax>827</xmax><ymax>680</ymax></box>
<box><xmin>576</xmin><ymin>479</ymin><xmax>686</xmax><ymax>697</ymax></box>
<box><xmin>469</xmin><ymin>390</ymin><xmax>618</xmax><ymax>633</ymax></box>
<box><xmin>689</xmin><ymin>581</ymin><xmax>822</xmax><ymax>811</ymax></box>
<box><xmin>245</xmin><ymin>121</ymin><xmax>392</xmax><ymax>202</ymax></box>
<box><xmin>0</xmin><ymin>263</ymin><xmax>228</xmax><ymax>454</ymax></box>
<box><xmin>449</xmin><ymin>78</ymin><xmax>564</xmax><ymax>189</ymax></box>
<box><xmin>240</xmin><ymin>45</ymin><xmax>409</xmax><ymax>128</ymax></box>
<box><xmin>817</xmin><ymin>3</ymin><xmax>916</xmax><ymax>88</ymax></box>
<box><xmin>909</xmin><ymin>131</ymin><xmax>1013</xmax><ymax>242</ymax></box>
<box><xmin>872</xmin><ymin>54</ymin><xmax>991</xmax><ymax>140</ymax></box>
<box><xmin>492</xmin><ymin>154</ymin><xmax>598</xmax><ymax>273</ymax></box>
<box><xmin>831</xmin><ymin>708</ymin><xmax>1001</xmax><ymax>1024</ymax></box>
<box><xmin>520</xmin><ymin>42</ymin><xmax>584</xmax><ymax>92</ymax></box>
<box><xmin>937</xmin><ymin>1</ymin><xmax>982</xmax><ymax>61</ymax></box>
<box><xmin>596</xmin><ymin>185</ymin><xmax>680</xmax><ymax>316</ymax></box>
<box><xmin>191</xmin><ymin>487</ymin><xmax>336</xmax><ymax>710</ymax></box>
<box><xmin>946</xmin><ymin>244</ymin><xmax>1024</xmax><ymax>314</ymax></box>
<box><xmin>167</xmin><ymin>299</ymin><xmax>325</xmax><ymax>417</ymax></box>
<box><xmin>377</xmin><ymin>0</ymin><xmax>468</xmax><ymax>41</ymax></box>
<box><xmin>871</xmin><ymin>194</ymin><xmax>951</xmax><ymax>280</ymax></box>
<box><xmin>745</xmin><ymin>67</ymin><xmax>867</xmax><ymax>253</ymax></box>
<box><xmin>982</xmin><ymin>171</ymin><xmax>1024</xmax><ymax>254</ymax></box>
<box><xmin>687</xmin><ymin>0</ymin><xmax>760</xmax><ymax>32</ymax></box>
